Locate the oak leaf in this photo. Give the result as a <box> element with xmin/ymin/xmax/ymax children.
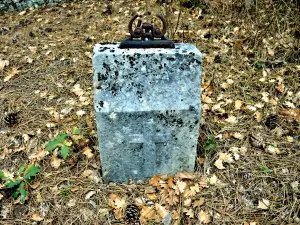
<box><xmin>183</xmin><ymin>208</ymin><xmax>194</xmax><ymax>218</ymax></box>
<box><xmin>155</xmin><ymin>203</ymin><xmax>169</xmax><ymax>219</ymax></box>
<box><xmin>150</xmin><ymin>175</ymin><xmax>161</xmax><ymax>187</ymax></box>
<box><xmin>198</xmin><ymin>210</ymin><xmax>211</xmax><ymax>224</ymax></box>
<box><xmin>175</xmin><ymin>171</ymin><xmax>196</xmax><ymax>180</ymax></box>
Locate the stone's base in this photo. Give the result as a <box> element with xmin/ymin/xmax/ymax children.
<box><xmin>98</xmin><ymin>110</ymin><xmax>199</xmax><ymax>183</ymax></box>
<box><xmin>93</xmin><ymin>43</ymin><xmax>202</xmax><ymax>183</ymax></box>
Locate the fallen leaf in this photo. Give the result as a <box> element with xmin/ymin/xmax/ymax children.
<box><xmin>235</xmin><ymin>100</ymin><xmax>243</xmax><ymax>110</ymax></box>
<box><xmin>76</xmin><ymin>110</ymin><xmax>86</xmax><ymax>116</ymax></box>
<box><xmin>67</xmin><ymin>199</ymin><xmax>76</xmax><ymax>207</ymax></box>
<box><xmin>150</xmin><ymin>175</ymin><xmax>161</xmax><ymax>187</ymax></box>
<box><xmin>276</xmin><ymin>83</ymin><xmax>285</xmax><ymax>93</ymax></box>
<box><xmin>0</xmin><ymin>59</ymin><xmax>9</xmax><ymax>71</ymax></box>
<box><xmin>114</xmin><ymin>197</ymin><xmax>126</xmax><ymax>209</ymax></box>
<box><xmin>155</xmin><ymin>203</ymin><xmax>169</xmax><ymax>219</ymax></box>
<box><xmin>175</xmin><ymin>171</ymin><xmax>196</xmax><ymax>180</ymax></box>
<box><xmin>85</xmin><ymin>52</ymin><xmax>93</xmax><ymax>59</ymax></box>
<box><xmin>31</xmin><ymin>213</ymin><xmax>43</xmax><ymax>221</ymax></box>
<box><xmin>265</xmin><ymin>145</ymin><xmax>280</xmax><ymax>154</ymax></box>
<box><xmin>233</xmin><ymin>132</ymin><xmax>244</xmax><ymax>140</ymax></box>
<box><xmin>194</xmin><ymin>198</ymin><xmax>205</xmax><ymax>207</ymax></box>
<box><xmin>72</xmin><ymin>84</ymin><xmax>85</xmax><ymax>96</ymax></box>
<box><xmin>82</xmin><ymin>170</ymin><xmax>101</xmax><ymax>183</ymax></box>
<box><xmin>168</xmin><ymin>177</ymin><xmax>174</xmax><ymax>188</ymax></box>
<box><xmin>198</xmin><ymin>210</ymin><xmax>211</xmax><ymax>224</ymax></box>
<box><xmin>50</xmin><ymin>154</ymin><xmax>62</xmax><ymax>168</ymax></box>
<box><xmin>4</xmin><ymin>67</ymin><xmax>20</xmax><ymax>82</ymax></box>
<box><xmin>184</xmin><ymin>198</ymin><xmax>192</xmax><ymax>207</ymax></box>
<box><xmin>82</xmin><ymin>147</ymin><xmax>94</xmax><ymax>158</ymax></box>
<box><xmin>279</xmin><ymin>109</ymin><xmax>300</xmax><ymax>122</ymax></box>
<box><xmin>176</xmin><ymin>180</ymin><xmax>187</xmax><ymax>194</ymax></box>
<box><xmin>19</xmin><ymin>10</ymin><xmax>27</xmax><ymax>16</ymax></box>
<box><xmin>214</xmin><ymin>159</ymin><xmax>225</xmax><ymax>169</ymax></box>
<box><xmin>29</xmin><ymin>148</ymin><xmax>49</xmax><ymax>160</ymax></box>
<box><xmin>209</xmin><ymin>174</ymin><xmax>218</xmax><ymax>185</ymax></box>
<box><xmin>225</xmin><ymin>115</ymin><xmax>237</xmax><ymax>123</ymax></box>
<box><xmin>28</xmin><ymin>46</ymin><xmax>37</xmax><ymax>53</ymax></box>
<box><xmin>25</xmin><ymin>56</ymin><xmax>33</xmax><ymax>64</ymax></box>
<box><xmin>258</xmin><ymin>199</ymin><xmax>270</xmax><ymax>209</ymax></box>
<box><xmin>140</xmin><ymin>206</ymin><xmax>158</xmax><ymax>220</ymax></box>
<box><xmin>85</xmin><ymin>191</ymin><xmax>96</xmax><ymax>200</ymax></box>
<box><xmin>183</xmin><ymin>208</ymin><xmax>194</xmax><ymax>218</ymax></box>
<box><xmin>254</xmin><ymin>111</ymin><xmax>263</xmax><ymax>122</ymax></box>
<box><xmin>218</xmin><ymin>152</ymin><xmax>233</xmax><ymax>163</ymax></box>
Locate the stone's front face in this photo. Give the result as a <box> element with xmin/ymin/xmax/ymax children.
<box><xmin>93</xmin><ymin>43</ymin><xmax>202</xmax><ymax>183</ymax></box>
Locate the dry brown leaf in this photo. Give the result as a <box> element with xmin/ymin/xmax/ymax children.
<box><xmin>85</xmin><ymin>191</ymin><xmax>96</xmax><ymax>200</ymax></box>
<box><xmin>194</xmin><ymin>198</ymin><xmax>205</xmax><ymax>207</ymax></box>
<box><xmin>166</xmin><ymin>190</ymin><xmax>179</xmax><ymax>206</ymax></box>
<box><xmin>214</xmin><ymin>159</ymin><xmax>225</xmax><ymax>169</ymax></box>
<box><xmin>184</xmin><ymin>198</ymin><xmax>192</xmax><ymax>207</ymax></box>
<box><xmin>183</xmin><ymin>208</ymin><xmax>194</xmax><ymax>218</ymax></box>
<box><xmin>4</xmin><ymin>67</ymin><xmax>20</xmax><ymax>82</ymax></box>
<box><xmin>31</xmin><ymin>213</ymin><xmax>43</xmax><ymax>221</ymax></box>
<box><xmin>155</xmin><ymin>203</ymin><xmax>169</xmax><ymax>219</ymax></box>
<box><xmin>82</xmin><ymin>147</ymin><xmax>94</xmax><ymax>159</ymax></box>
<box><xmin>50</xmin><ymin>154</ymin><xmax>62</xmax><ymax>168</ymax></box>
<box><xmin>67</xmin><ymin>199</ymin><xmax>76</xmax><ymax>207</ymax></box>
<box><xmin>29</xmin><ymin>148</ymin><xmax>49</xmax><ymax>160</ymax></box>
<box><xmin>198</xmin><ymin>210</ymin><xmax>211</xmax><ymax>224</ymax></box>
<box><xmin>82</xmin><ymin>170</ymin><xmax>100</xmax><ymax>183</ymax></box>
<box><xmin>113</xmin><ymin>208</ymin><xmax>123</xmax><ymax>220</ymax></box>
<box><xmin>258</xmin><ymin>199</ymin><xmax>270</xmax><ymax>209</ymax></box>
<box><xmin>76</xmin><ymin>110</ymin><xmax>86</xmax><ymax>116</ymax></box>
<box><xmin>276</xmin><ymin>83</ymin><xmax>285</xmax><ymax>93</ymax></box>
<box><xmin>218</xmin><ymin>152</ymin><xmax>233</xmax><ymax>163</ymax></box>
<box><xmin>168</xmin><ymin>177</ymin><xmax>174</xmax><ymax>188</ymax></box>
<box><xmin>28</xmin><ymin>46</ymin><xmax>37</xmax><ymax>53</ymax></box>
<box><xmin>72</xmin><ymin>84</ymin><xmax>85</xmax><ymax>96</ymax></box>
<box><xmin>225</xmin><ymin>115</ymin><xmax>237</xmax><ymax>123</ymax></box>
<box><xmin>175</xmin><ymin>171</ymin><xmax>196</xmax><ymax>180</ymax></box>
<box><xmin>140</xmin><ymin>206</ymin><xmax>158</xmax><ymax>220</ymax></box>
<box><xmin>279</xmin><ymin>109</ymin><xmax>300</xmax><ymax>122</ymax></box>
<box><xmin>0</xmin><ymin>59</ymin><xmax>9</xmax><ymax>71</ymax></box>
<box><xmin>150</xmin><ymin>175</ymin><xmax>161</xmax><ymax>187</ymax></box>
<box><xmin>235</xmin><ymin>100</ymin><xmax>243</xmax><ymax>110</ymax></box>
<box><xmin>29</xmin><ymin>181</ymin><xmax>40</xmax><ymax>189</ymax></box>
<box><xmin>176</xmin><ymin>180</ymin><xmax>187</xmax><ymax>194</ymax></box>
<box><xmin>147</xmin><ymin>193</ymin><xmax>157</xmax><ymax>200</ymax></box>
<box><xmin>254</xmin><ymin>111</ymin><xmax>263</xmax><ymax>122</ymax></box>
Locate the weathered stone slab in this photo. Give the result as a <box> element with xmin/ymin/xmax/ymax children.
<box><xmin>93</xmin><ymin>43</ymin><xmax>202</xmax><ymax>183</ymax></box>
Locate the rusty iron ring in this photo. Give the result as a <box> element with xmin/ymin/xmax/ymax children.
<box><xmin>128</xmin><ymin>13</ymin><xmax>167</xmax><ymax>40</ymax></box>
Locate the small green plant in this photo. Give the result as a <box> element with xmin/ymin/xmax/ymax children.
<box><xmin>0</xmin><ymin>164</ymin><xmax>40</xmax><ymax>203</ymax></box>
<box><xmin>258</xmin><ymin>163</ymin><xmax>273</xmax><ymax>174</ymax></box>
<box><xmin>60</xmin><ymin>187</ymin><xmax>72</xmax><ymax>198</ymax></box>
<box><xmin>202</xmin><ymin>135</ymin><xmax>216</xmax><ymax>157</ymax></box>
<box><xmin>45</xmin><ymin>133</ymin><xmax>71</xmax><ymax>159</ymax></box>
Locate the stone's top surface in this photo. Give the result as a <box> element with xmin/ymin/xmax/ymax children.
<box><xmin>93</xmin><ymin>43</ymin><xmax>201</xmax><ymax>56</ymax></box>
<box><xmin>93</xmin><ymin>43</ymin><xmax>202</xmax><ymax>113</ymax></box>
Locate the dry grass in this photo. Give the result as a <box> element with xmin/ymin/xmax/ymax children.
<box><xmin>0</xmin><ymin>0</ymin><xmax>299</xmax><ymax>224</ymax></box>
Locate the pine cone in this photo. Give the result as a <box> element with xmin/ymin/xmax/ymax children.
<box><xmin>4</xmin><ymin>112</ymin><xmax>19</xmax><ymax>126</ymax></box>
<box><xmin>125</xmin><ymin>204</ymin><xmax>140</xmax><ymax>222</ymax></box>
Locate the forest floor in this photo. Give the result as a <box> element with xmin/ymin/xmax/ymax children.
<box><xmin>0</xmin><ymin>0</ymin><xmax>299</xmax><ymax>224</ymax></box>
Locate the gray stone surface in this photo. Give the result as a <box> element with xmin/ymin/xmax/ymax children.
<box><xmin>93</xmin><ymin>43</ymin><xmax>202</xmax><ymax>183</ymax></box>
<box><xmin>0</xmin><ymin>0</ymin><xmax>70</xmax><ymax>11</ymax></box>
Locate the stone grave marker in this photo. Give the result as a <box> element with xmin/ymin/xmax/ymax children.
<box><xmin>93</xmin><ymin>13</ymin><xmax>202</xmax><ymax>183</ymax></box>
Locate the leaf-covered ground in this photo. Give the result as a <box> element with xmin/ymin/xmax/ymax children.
<box><xmin>0</xmin><ymin>0</ymin><xmax>299</xmax><ymax>224</ymax></box>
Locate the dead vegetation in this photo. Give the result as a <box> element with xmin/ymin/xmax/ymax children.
<box><xmin>0</xmin><ymin>0</ymin><xmax>299</xmax><ymax>224</ymax></box>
